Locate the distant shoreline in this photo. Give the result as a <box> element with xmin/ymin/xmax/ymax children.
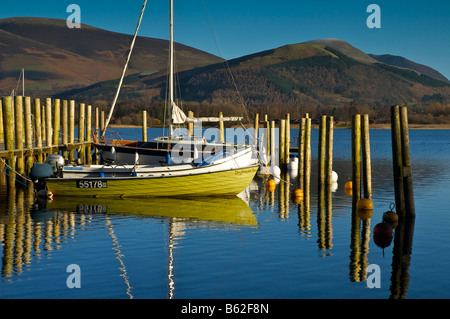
<box><xmin>109</xmin><ymin>123</ymin><xmax>450</xmax><ymax>130</ymax></box>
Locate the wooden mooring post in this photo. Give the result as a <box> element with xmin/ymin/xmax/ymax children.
<box><xmin>219</xmin><ymin>112</ymin><xmax>225</xmax><ymax>143</ymax></box>
<box><xmin>0</xmin><ymin>96</ymin><xmax>95</xmax><ymax>190</ymax></box>
<box><xmin>279</xmin><ymin>119</ymin><xmax>286</xmax><ymax>170</ymax></box>
<box><xmin>253</xmin><ymin>113</ymin><xmax>259</xmax><ymax>146</ymax></box>
<box><xmin>351</xmin><ymin>114</ymin><xmax>361</xmax><ymax>208</ymax></box>
<box><xmin>78</xmin><ymin>103</ymin><xmax>85</xmax><ymax>164</ymax></box>
<box><xmin>53</xmin><ymin>99</ymin><xmax>61</xmax><ymax>151</ymax></box>
<box><xmin>318</xmin><ymin>115</ymin><xmax>327</xmax><ymax>191</ymax></box>
<box><xmin>14</xmin><ymin>96</ymin><xmax>25</xmax><ymax>179</ymax></box>
<box><xmin>265</xmin><ymin>116</ymin><xmax>271</xmax><ymax>165</ymax></box>
<box><xmin>351</xmin><ymin>113</ymin><xmax>373</xmax><ymax>207</ymax></box>
<box><xmin>391</xmin><ymin>105</ymin><xmax>415</xmax><ymax>219</ymax></box>
<box><xmin>276</xmin><ymin>113</ymin><xmax>292</xmax><ymax>172</ymax></box>
<box><xmin>362</xmin><ymin>114</ymin><xmax>372</xmax><ymax>200</ymax></box>
<box><xmin>62</xmin><ymin>100</ymin><xmax>68</xmax><ymax>160</ymax></box>
<box><xmin>304</xmin><ymin>117</ymin><xmax>311</xmax><ymax>209</ymax></box>
<box><xmin>142</xmin><ymin>110</ymin><xmax>147</xmax><ymax>142</ymax></box>
<box><xmin>69</xmin><ymin>100</ymin><xmax>75</xmax><ymax>163</ymax></box>
<box><xmin>34</xmin><ymin>98</ymin><xmax>43</xmax><ymax>163</ymax></box>
<box><xmin>297</xmin><ymin>118</ymin><xmax>305</xmax><ymax>190</ymax></box>
<box><xmin>24</xmin><ymin>97</ymin><xmax>33</xmax><ymax>174</ymax></box>
<box><xmin>325</xmin><ymin>116</ymin><xmax>334</xmax><ymax>189</ymax></box>
<box><xmin>2</xmin><ymin>96</ymin><xmax>15</xmax><ymax>188</ymax></box>
<box><xmin>285</xmin><ymin>113</ymin><xmax>290</xmax><ymax>166</ymax></box>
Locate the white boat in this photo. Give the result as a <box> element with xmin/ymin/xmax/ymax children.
<box><xmin>95</xmin><ymin>134</ymin><xmax>231</xmax><ymax>165</ymax></box>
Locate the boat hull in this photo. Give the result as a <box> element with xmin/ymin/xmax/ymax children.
<box><xmin>45</xmin><ymin>165</ymin><xmax>259</xmax><ymax>198</ymax></box>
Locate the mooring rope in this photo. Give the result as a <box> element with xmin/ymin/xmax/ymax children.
<box><xmin>0</xmin><ymin>157</ymin><xmax>33</xmax><ymax>189</ymax></box>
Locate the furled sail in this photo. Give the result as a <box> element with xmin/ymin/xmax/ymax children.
<box><xmin>171</xmin><ymin>101</ymin><xmax>187</xmax><ymax>124</ymax></box>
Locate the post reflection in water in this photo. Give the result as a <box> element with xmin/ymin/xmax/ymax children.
<box><xmin>0</xmin><ymin>188</ymin><xmax>258</xmax><ymax>298</ymax></box>
<box><xmin>0</xmin><ymin>172</ymin><xmax>418</xmax><ymax>299</ymax></box>
<box><xmin>389</xmin><ymin>212</ymin><xmax>415</xmax><ymax>299</ymax></box>
<box><xmin>297</xmin><ymin>191</ymin><xmax>311</xmax><ymax>237</ymax></box>
<box><xmin>317</xmin><ymin>172</ymin><xmax>334</xmax><ymax>255</ymax></box>
<box><xmin>1</xmin><ymin>187</ymin><xmax>81</xmax><ymax>280</ymax></box>
<box><xmin>349</xmin><ymin>201</ymin><xmax>372</xmax><ymax>282</ymax></box>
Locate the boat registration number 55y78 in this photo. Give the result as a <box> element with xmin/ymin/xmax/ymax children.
<box><xmin>76</xmin><ymin>180</ymin><xmax>108</xmax><ymax>188</ymax></box>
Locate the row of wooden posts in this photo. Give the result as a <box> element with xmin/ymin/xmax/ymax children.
<box><xmin>254</xmin><ymin>112</ymin><xmax>368</xmax><ymax>201</ymax></box>
<box><xmin>255</xmin><ymin>106</ymin><xmax>414</xmax><ymax>220</ymax></box>
<box><xmin>0</xmin><ymin>96</ymin><xmax>103</xmax><ymax>189</ymax></box>
<box><xmin>1</xmin><ymin>95</ymin><xmax>415</xmax><ymax>221</ymax></box>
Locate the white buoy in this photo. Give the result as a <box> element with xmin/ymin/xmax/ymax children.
<box><xmin>290</xmin><ymin>169</ymin><xmax>298</xmax><ymax>179</ymax></box>
<box><xmin>270</xmin><ymin>165</ymin><xmax>281</xmax><ymax>183</ymax></box>
<box><xmin>288</xmin><ymin>157</ymin><xmax>299</xmax><ymax>171</ymax></box>
<box><xmin>331</xmin><ymin>181</ymin><xmax>338</xmax><ymax>192</ymax></box>
<box><xmin>331</xmin><ymin>170</ymin><xmax>338</xmax><ymax>182</ymax></box>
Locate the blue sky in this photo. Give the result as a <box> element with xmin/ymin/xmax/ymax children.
<box><xmin>1</xmin><ymin>0</ymin><xmax>449</xmax><ymax>79</ymax></box>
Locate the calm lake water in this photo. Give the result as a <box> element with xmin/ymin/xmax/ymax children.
<box><xmin>1</xmin><ymin>128</ymin><xmax>449</xmax><ymax>300</ymax></box>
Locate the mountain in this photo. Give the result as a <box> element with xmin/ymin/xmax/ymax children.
<box><xmin>64</xmin><ymin>38</ymin><xmax>449</xmax><ymax>116</ymax></box>
<box><xmin>1</xmin><ymin>18</ymin><xmax>449</xmax><ymax>123</ymax></box>
<box><xmin>0</xmin><ymin>17</ymin><xmax>223</xmax><ymax>96</ymax></box>
<box><xmin>177</xmin><ymin>39</ymin><xmax>450</xmax><ymax>111</ymax></box>
<box><xmin>307</xmin><ymin>38</ymin><xmax>379</xmax><ymax>64</ymax></box>
<box><xmin>368</xmin><ymin>53</ymin><xmax>449</xmax><ymax>83</ymax></box>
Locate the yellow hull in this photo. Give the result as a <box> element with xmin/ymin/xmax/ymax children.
<box><xmin>46</xmin><ymin>166</ymin><xmax>258</xmax><ymax>198</ymax></box>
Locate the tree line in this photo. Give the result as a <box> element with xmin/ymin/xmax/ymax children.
<box><xmin>89</xmin><ymin>97</ymin><xmax>449</xmax><ymax>127</ymax></box>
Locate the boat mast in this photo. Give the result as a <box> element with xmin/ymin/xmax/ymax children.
<box><xmin>167</xmin><ymin>0</ymin><xmax>187</xmax><ymax>134</ymax></box>
<box><xmin>101</xmin><ymin>0</ymin><xmax>148</xmax><ymax>139</ymax></box>
<box><xmin>169</xmin><ymin>0</ymin><xmax>174</xmax><ymax>109</ymax></box>
<box><xmin>169</xmin><ymin>0</ymin><xmax>175</xmax><ymax>137</ymax></box>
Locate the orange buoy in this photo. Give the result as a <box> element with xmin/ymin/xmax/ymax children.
<box><xmin>344</xmin><ymin>181</ymin><xmax>352</xmax><ymax>195</ymax></box>
<box><xmin>291</xmin><ymin>189</ymin><xmax>303</xmax><ymax>203</ymax></box>
<box><xmin>357</xmin><ymin>208</ymin><xmax>373</xmax><ymax>220</ymax></box>
<box><xmin>357</xmin><ymin>198</ymin><xmax>373</xmax><ymax>210</ymax></box>
<box><xmin>292</xmin><ymin>189</ymin><xmax>303</xmax><ymax>198</ymax></box>
<box><xmin>291</xmin><ymin>196</ymin><xmax>303</xmax><ymax>204</ymax></box>
<box><xmin>383</xmin><ymin>209</ymin><xmax>399</xmax><ymax>228</ymax></box>
<box><xmin>265</xmin><ymin>179</ymin><xmax>276</xmax><ymax>189</ymax></box>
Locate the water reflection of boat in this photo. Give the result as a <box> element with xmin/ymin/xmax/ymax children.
<box><xmin>46</xmin><ymin>196</ymin><xmax>258</xmax><ymax>226</ymax></box>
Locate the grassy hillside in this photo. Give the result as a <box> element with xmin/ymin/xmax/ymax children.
<box><xmin>0</xmin><ymin>17</ymin><xmax>222</xmax><ymax>96</ymax></box>
<box><xmin>62</xmin><ymin>39</ymin><xmax>449</xmax><ymax>125</ymax></box>
<box><xmin>57</xmin><ymin>39</ymin><xmax>450</xmax><ymax>124</ymax></box>
<box><xmin>368</xmin><ymin>53</ymin><xmax>449</xmax><ymax>84</ymax></box>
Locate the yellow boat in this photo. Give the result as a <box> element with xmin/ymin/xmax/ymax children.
<box><xmin>46</xmin><ymin>165</ymin><xmax>258</xmax><ymax>198</ymax></box>
<box><xmin>33</xmin><ymin>146</ymin><xmax>259</xmax><ymax>198</ymax></box>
